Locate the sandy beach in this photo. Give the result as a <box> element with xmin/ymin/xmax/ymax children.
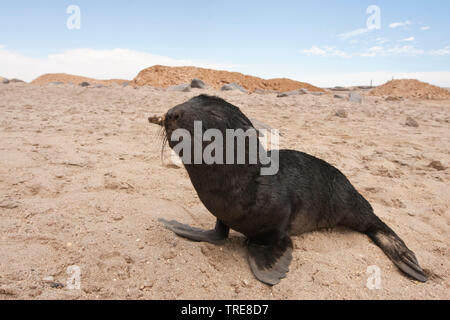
<box><xmin>0</xmin><ymin>81</ymin><xmax>449</xmax><ymax>300</ymax></box>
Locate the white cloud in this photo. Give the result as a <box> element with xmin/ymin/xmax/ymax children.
<box><xmin>338</xmin><ymin>28</ymin><xmax>371</xmax><ymax>40</ymax></box>
<box><xmin>302</xmin><ymin>46</ymin><xmax>327</xmax><ymax>56</ymax></box>
<box><xmin>360</xmin><ymin>46</ymin><xmax>384</xmax><ymax>57</ymax></box>
<box><xmin>398</xmin><ymin>37</ymin><xmax>415</xmax><ymax>42</ymax></box>
<box><xmin>389</xmin><ymin>21</ymin><xmax>411</xmax><ymax>28</ymax></box>
<box><xmin>420</xmin><ymin>26</ymin><xmax>431</xmax><ymax>31</ymax></box>
<box><xmin>287</xmin><ymin>71</ymin><xmax>450</xmax><ymax>88</ymax></box>
<box><xmin>384</xmin><ymin>45</ymin><xmax>424</xmax><ymax>56</ymax></box>
<box><xmin>375</xmin><ymin>37</ymin><xmax>389</xmax><ymax>45</ymax></box>
<box><xmin>301</xmin><ymin>46</ymin><xmax>351</xmax><ymax>58</ymax></box>
<box><xmin>361</xmin><ymin>45</ymin><xmax>424</xmax><ymax>57</ymax></box>
<box><xmin>301</xmin><ymin>45</ymin><xmax>426</xmax><ymax>58</ymax></box>
<box><xmin>0</xmin><ymin>46</ymin><xmax>235</xmax><ymax>82</ymax></box>
<box><xmin>429</xmin><ymin>46</ymin><xmax>450</xmax><ymax>56</ymax></box>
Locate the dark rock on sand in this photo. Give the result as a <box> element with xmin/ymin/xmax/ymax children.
<box><xmin>428</xmin><ymin>161</ymin><xmax>446</xmax><ymax>171</ymax></box>
<box><xmin>386</xmin><ymin>96</ymin><xmax>403</xmax><ymax>102</ymax></box>
<box><xmin>254</xmin><ymin>88</ymin><xmax>279</xmax><ymax>95</ymax></box>
<box><xmin>277</xmin><ymin>88</ymin><xmax>308</xmax><ymax>97</ymax></box>
<box><xmin>221</xmin><ymin>83</ymin><xmax>247</xmax><ymax>93</ymax></box>
<box><xmin>329</xmin><ymin>86</ymin><xmax>350</xmax><ymax>91</ymax></box>
<box><xmin>405</xmin><ymin>117</ymin><xmax>419</xmax><ymax>128</ymax></box>
<box><xmin>335</xmin><ymin>110</ymin><xmax>348</xmax><ymax>118</ymax></box>
<box><xmin>9</xmin><ymin>79</ymin><xmax>25</xmax><ymax>83</ymax></box>
<box><xmin>190</xmin><ymin>78</ymin><xmax>206</xmax><ymax>89</ymax></box>
<box><xmin>168</xmin><ymin>84</ymin><xmax>191</xmax><ymax>92</ymax></box>
<box><xmin>349</xmin><ymin>91</ymin><xmax>363</xmax><ymax>103</ymax></box>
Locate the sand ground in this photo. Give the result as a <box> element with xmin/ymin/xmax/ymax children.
<box><xmin>0</xmin><ymin>83</ymin><xmax>448</xmax><ymax>299</ymax></box>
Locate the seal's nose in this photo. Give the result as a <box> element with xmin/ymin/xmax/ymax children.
<box><xmin>148</xmin><ymin>115</ymin><xmax>164</xmax><ymax>126</ymax></box>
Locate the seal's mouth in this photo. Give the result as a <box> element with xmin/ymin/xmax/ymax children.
<box><xmin>149</xmin><ymin>110</ymin><xmax>184</xmax><ymax>138</ymax></box>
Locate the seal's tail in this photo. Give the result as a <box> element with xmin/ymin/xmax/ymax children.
<box><xmin>365</xmin><ymin>216</ymin><xmax>428</xmax><ymax>282</ymax></box>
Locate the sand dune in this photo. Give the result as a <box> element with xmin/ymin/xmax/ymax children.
<box><xmin>370</xmin><ymin>79</ymin><xmax>450</xmax><ymax>100</ymax></box>
<box><xmin>131</xmin><ymin>65</ymin><xmax>326</xmax><ymax>93</ymax></box>
<box><xmin>31</xmin><ymin>73</ymin><xmax>127</xmax><ymax>86</ymax></box>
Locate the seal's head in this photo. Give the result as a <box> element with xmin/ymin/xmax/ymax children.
<box><xmin>149</xmin><ymin>94</ymin><xmax>274</xmax><ymax>174</ymax></box>
<box><xmin>167</xmin><ymin>95</ymin><xmax>254</xmax><ymax>136</ymax></box>
<box><xmin>155</xmin><ymin>95</ymin><xmax>257</xmax><ymax>149</ymax></box>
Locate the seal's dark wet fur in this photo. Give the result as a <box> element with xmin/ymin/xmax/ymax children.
<box><xmin>155</xmin><ymin>94</ymin><xmax>427</xmax><ymax>285</ymax></box>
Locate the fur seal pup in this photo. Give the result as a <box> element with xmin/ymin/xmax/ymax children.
<box><xmin>149</xmin><ymin>94</ymin><xmax>428</xmax><ymax>285</ymax></box>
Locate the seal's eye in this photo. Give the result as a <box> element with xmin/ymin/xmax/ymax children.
<box><xmin>166</xmin><ymin>109</ymin><xmax>183</xmax><ymax>122</ymax></box>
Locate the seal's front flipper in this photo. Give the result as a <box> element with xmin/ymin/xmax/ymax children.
<box><xmin>247</xmin><ymin>235</ymin><xmax>293</xmax><ymax>286</ymax></box>
<box><xmin>159</xmin><ymin>218</ymin><xmax>229</xmax><ymax>245</ymax></box>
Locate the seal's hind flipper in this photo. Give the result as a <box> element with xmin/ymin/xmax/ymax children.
<box><xmin>394</xmin><ymin>251</ymin><xmax>428</xmax><ymax>283</ymax></box>
<box><xmin>368</xmin><ymin>228</ymin><xmax>428</xmax><ymax>282</ymax></box>
<box><xmin>339</xmin><ymin>191</ymin><xmax>427</xmax><ymax>282</ymax></box>
<box><xmin>247</xmin><ymin>236</ymin><xmax>293</xmax><ymax>286</ymax></box>
<box><xmin>159</xmin><ymin>218</ymin><xmax>229</xmax><ymax>245</ymax></box>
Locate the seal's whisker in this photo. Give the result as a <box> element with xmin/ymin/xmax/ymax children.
<box><xmin>157</xmin><ymin>125</ymin><xmax>169</xmax><ymax>163</ymax></box>
<box><xmin>148</xmin><ymin>113</ymin><xmax>168</xmax><ymax>164</ymax></box>
<box><xmin>156</xmin><ymin>125</ymin><xmax>165</xmax><ymax>145</ymax></box>
<box><xmin>160</xmin><ymin>134</ymin><xmax>168</xmax><ymax>163</ymax></box>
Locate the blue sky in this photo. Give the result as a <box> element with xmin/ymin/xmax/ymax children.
<box><xmin>1</xmin><ymin>0</ymin><xmax>449</xmax><ymax>86</ymax></box>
